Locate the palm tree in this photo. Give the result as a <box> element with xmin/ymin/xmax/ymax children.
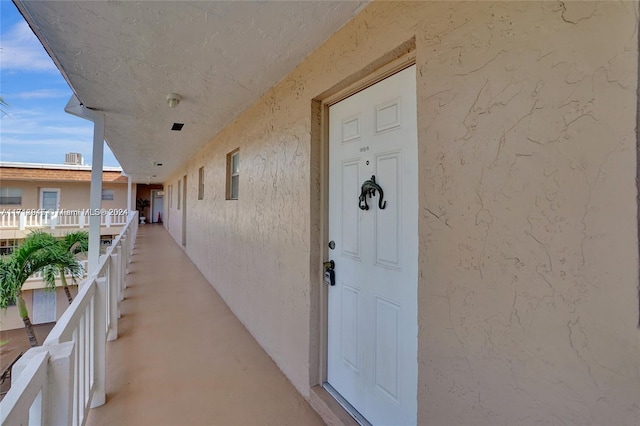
<box><xmin>57</xmin><ymin>231</ymin><xmax>89</xmax><ymax>304</ymax></box>
<box><xmin>0</xmin><ymin>96</ymin><xmax>8</xmax><ymax>117</ymax></box>
<box><xmin>0</xmin><ymin>231</ymin><xmax>84</xmax><ymax>347</ymax></box>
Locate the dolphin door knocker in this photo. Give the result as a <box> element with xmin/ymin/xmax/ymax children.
<box><xmin>358</xmin><ymin>175</ymin><xmax>386</xmax><ymax>211</ymax></box>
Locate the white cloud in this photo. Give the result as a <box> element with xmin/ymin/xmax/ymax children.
<box><xmin>0</xmin><ymin>21</ymin><xmax>58</xmax><ymax>72</ymax></box>
<box><xmin>0</xmin><ymin>105</ymin><xmax>120</xmax><ymax>167</ymax></box>
<box><xmin>12</xmin><ymin>89</ymin><xmax>68</xmax><ymax>100</ymax></box>
<box><xmin>0</xmin><ymin>108</ymin><xmax>93</xmax><ymax>138</ymax></box>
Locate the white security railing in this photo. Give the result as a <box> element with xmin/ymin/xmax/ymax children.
<box><xmin>0</xmin><ymin>211</ymin><xmax>138</xmax><ymax>426</ymax></box>
<box><xmin>0</xmin><ymin>211</ymin><xmax>20</xmax><ymax>228</ymax></box>
<box><xmin>25</xmin><ymin>260</ymin><xmax>89</xmax><ymax>282</ymax></box>
<box><xmin>24</xmin><ymin>212</ymin><xmax>52</xmax><ymax>228</ymax></box>
<box><xmin>0</xmin><ymin>211</ymin><xmax>129</xmax><ymax>230</ymax></box>
<box><xmin>100</xmin><ymin>213</ymin><xmax>128</xmax><ymax>227</ymax></box>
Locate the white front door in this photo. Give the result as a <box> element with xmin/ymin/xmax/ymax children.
<box><xmin>40</xmin><ymin>188</ymin><xmax>60</xmax><ymax>214</ymax></box>
<box><xmin>32</xmin><ymin>289</ymin><xmax>57</xmax><ymax>324</ymax></box>
<box><xmin>39</xmin><ymin>188</ymin><xmax>60</xmax><ymax>224</ymax></box>
<box><xmin>152</xmin><ymin>190</ymin><xmax>164</xmax><ymax>223</ymax></box>
<box><xmin>327</xmin><ymin>65</ymin><xmax>418</xmax><ymax>426</ymax></box>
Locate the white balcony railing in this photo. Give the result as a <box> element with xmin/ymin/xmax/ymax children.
<box><xmin>25</xmin><ymin>259</ymin><xmax>89</xmax><ymax>283</ymax></box>
<box><xmin>0</xmin><ymin>211</ymin><xmax>129</xmax><ymax>230</ymax></box>
<box><xmin>0</xmin><ymin>211</ymin><xmax>20</xmax><ymax>228</ymax></box>
<box><xmin>0</xmin><ymin>211</ymin><xmax>138</xmax><ymax>426</ymax></box>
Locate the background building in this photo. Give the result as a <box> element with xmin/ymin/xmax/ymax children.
<box><xmin>0</xmin><ymin>159</ymin><xmax>131</xmax><ymax>331</ymax></box>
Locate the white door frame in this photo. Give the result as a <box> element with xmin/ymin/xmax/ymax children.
<box><xmin>181</xmin><ymin>175</ymin><xmax>187</xmax><ymax>246</ymax></box>
<box><xmin>166</xmin><ymin>185</ymin><xmax>171</xmax><ymax>229</ymax></box>
<box><xmin>316</xmin><ymin>52</ymin><xmax>417</xmax><ymax>424</ymax></box>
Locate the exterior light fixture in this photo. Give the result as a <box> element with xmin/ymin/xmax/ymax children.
<box><xmin>166</xmin><ymin>93</ymin><xmax>181</xmax><ymax>108</ymax></box>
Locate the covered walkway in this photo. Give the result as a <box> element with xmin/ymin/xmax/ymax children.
<box><xmin>87</xmin><ymin>224</ymin><xmax>323</xmax><ymax>426</ymax></box>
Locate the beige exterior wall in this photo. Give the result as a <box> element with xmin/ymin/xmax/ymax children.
<box><xmin>165</xmin><ymin>2</ymin><xmax>639</xmax><ymax>424</ymax></box>
<box><xmin>0</xmin><ymin>227</ymin><xmax>122</xmax><ymax>241</ymax></box>
<box><xmin>0</xmin><ymin>287</ymin><xmax>77</xmax><ymax>332</ymax></box>
<box><xmin>0</xmin><ymin>180</ymin><xmax>128</xmax><ymax>211</ymax></box>
<box><xmin>0</xmin><ymin>179</ymin><xmax>128</xmax><ymax>239</ymax></box>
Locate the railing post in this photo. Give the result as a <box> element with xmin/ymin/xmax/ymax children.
<box><xmin>91</xmin><ymin>277</ymin><xmax>107</xmax><ymax>408</ymax></box>
<box><xmin>104</xmin><ymin>257</ymin><xmax>112</xmax><ymax>338</ymax></box>
<box><xmin>122</xmin><ymin>231</ymin><xmax>128</xmax><ymax>254</ymax></box>
<box><xmin>106</xmin><ymin>213</ymin><xmax>111</xmax><ymax>228</ymax></box>
<box><xmin>11</xmin><ymin>348</ymin><xmax>49</xmax><ymax>425</ymax></box>
<box><xmin>44</xmin><ymin>342</ymin><xmax>75</xmax><ymax>426</ymax></box>
<box><xmin>80</xmin><ymin>212</ymin><xmax>85</xmax><ymax>228</ymax></box>
<box><xmin>123</xmin><ymin>235</ymin><xmax>129</xmax><ymax>289</ymax></box>
<box><xmin>121</xmin><ymin>235</ymin><xmax>129</xmax><ymax>290</ymax></box>
<box><xmin>19</xmin><ymin>212</ymin><xmax>26</xmax><ymax>230</ymax></box>
<box><xmin>116</xmin><ymin>246</ymin><xmax>124</xmax><ymax>305</ymax></box>
<box><xmin>107</xmin><ymin>252</ymin><xmax>119</xmax><ymax>341</ymax></box>
<box><xmin>31</xmin><ymin>389</ymin><xmax>45</xmax><ymax>425</ymax></box>
<box><xmin>129</xmin><ymin>212</ymin><xmax>138</xmax><ymax>248</ymax></box>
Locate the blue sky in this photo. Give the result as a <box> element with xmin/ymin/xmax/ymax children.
<box><xmin>0</xmin><ymin>1</ymin><xmax>120</xmax><ymax>167</ymax></box>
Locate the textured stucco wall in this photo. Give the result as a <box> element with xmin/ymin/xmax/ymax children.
<box><xmin>414</xmin><ymin>2</ymin><xmax>639</xmax><ymax>425</ymax></box>
<box><xmin>165</xmin><ymin>1</ymin><xmax>639</xmax><ymax>424</ymax></box>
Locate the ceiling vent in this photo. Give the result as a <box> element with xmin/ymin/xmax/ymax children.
<box><xmin>171</xmin><ymin>123</ymin><xmax>184</xmax><ymax>131</ymax></box>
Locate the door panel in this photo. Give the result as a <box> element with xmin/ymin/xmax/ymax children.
<box><xmin>341</xmin><ymin>284</ymin><xmax>360</xmax><ymax>372</ymax></box>
<box><xmin>341</xmin><ymin>161</ymin><xmax>361</xmax><ymax>258</ymax></box>
<box><xmin>327</xmin><ymin>65</ymin><xmax>417</xmax><ymax>426</ymax></box>
<box><xmin>32</xmin><ymin>289</ymin><xmax>56</xmax><ymax>324</ymax></box>
<box><xmin>375</xmin><ymin>297</ymin><xmax>400</xmax><ymax>400</ymax></box>
<box><xmin>375</xmin><ymin>153</ymin><xmax>400</xmax><ymax>267</ymax></box>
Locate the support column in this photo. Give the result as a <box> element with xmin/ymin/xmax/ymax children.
<box><xmin>64</xmin><ymin>94</ymin><xmax>107</xmax><ymax>277</ymax></box>
<box><xmin>127</xmin><ymin>175</ymin><xmax>132</xmax><ymax>213</ymax></box>
<box><xmin>88</xmin><ymin>113</ymin><xmax>105</xmax><ymax>275</ymax></box>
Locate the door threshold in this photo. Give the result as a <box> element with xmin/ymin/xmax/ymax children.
<box><xmin>322</xmin><ymin>382</ymin><xmax>372</xmax><ymax>426</ymax></box>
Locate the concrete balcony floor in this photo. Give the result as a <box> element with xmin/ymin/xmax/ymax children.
<box><xmin>87</xmin><ymin>224</ymin><xmax>324</xmax><ymax>426</ymax></box>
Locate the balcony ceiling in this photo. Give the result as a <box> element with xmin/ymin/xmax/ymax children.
<box><xmin>15</xmin><ymin>1</ymin><xmax>368</xmax><ymax>183</ymax></box>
